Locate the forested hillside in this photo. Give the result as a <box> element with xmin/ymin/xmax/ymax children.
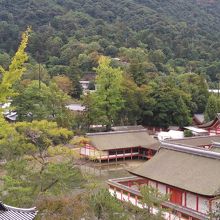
<box><xmin>0</xmin><ymin>0</ymin><xmax>220</xmax><ymax>82</ymax></box>
<box><xmin>1</xmin><ymin>0</ymin><xmax>220</xmax><ymax>128</ymax></box>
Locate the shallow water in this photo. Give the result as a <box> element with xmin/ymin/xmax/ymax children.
<box><xmin>79</xmin><ymin>160</ymin><xmax>145</xmax><ymax>182</ymax></box>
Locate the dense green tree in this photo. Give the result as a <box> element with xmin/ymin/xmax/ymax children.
<box><xmin>0</xmin><ymin>28</ymin><xmax>30</xmax><ymax>103</ymax></box>
<box><xmin>0</xmin><ymin>52</ymin><xmax>10</xmax><ymax>69</ymax></box>
<box><xmin>1</xmin><ymin>0</ymin><xmax>220</xmax><ymax>85</ymax></box>
<box><xmin>22</xmin><ymin>63</ymin><xmax>50</xmax><ymax>84</ymax></box>
<box><xmin>118</xmin><ymin>76</ymin><xmax>142</xmax><ymax>125</ymax></box>
<box><xmin>12</xmin><ymin>81</ymin><xmax>71</xmax><ymax>126</ymax></box>
<box><xmin>92</xmin><ymin>56</ymin><xmax>124</xmax><ymax>130</ymax></box>
<box><xmin>89</xmin><ymin>189</ymin><xmax>128</xmax><ymax>220</ymax></box>
<box><xmin>204</xmin><ymin>94</ymin><xmax>220</xmax><ymax>122</ymax></box>
<box><xmin>119</xmin><ymin>47</ymin><xmax>156</xmax><ymax>86</ymax></box>
<box><xmin>137</xmin><ymin>185</ymin><xmax>169</xmax><ymax>220</ymax></box>
<box><xmin>177</xmin><ymin>73</ymin><xmax>209</xmax><ymax>113</ymax></box>
<box><xmin>0</xmin><ymin>120</ymin><xmax>84</xmax><ymax>207</ymax></box>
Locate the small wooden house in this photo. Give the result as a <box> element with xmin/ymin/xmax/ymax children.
<box><xmin>80</xmin><ymin>129</ymin><xmax>159</xmax><ymax>162</ymax></box>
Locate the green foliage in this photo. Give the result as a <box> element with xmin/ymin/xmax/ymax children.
<box><xmin>1</xmin><ymin>159</ymin><xmax>84</xmax><ymax>207</ymax></box>
<box><xmin>12</xmin><ymin>81</ymin><xmax>74</xmax><ymax>127</ymax></box>
<box><xmin>0</xmin><ymin>28</ymin><xmax>30</xmax><ymax>104</ymax></box>
<box><xmin>92</xmin><ymin>56</ymin><xmax>124</xmax><ymax>130</ymax></box>
<box><xmin>0</xmin><ymin>52</ymin><xmax>10</xmax><ymax>69</ymax></box>
<box><xmin>184</xmin><ymin>130</ymin><xmax>193</xmax><ymax>137</ymax></box>
<box><xmin>204</xmin><ymin>94</ymin><xmax>220</xmax><ymax>122</ymax></box>
<box><xmin>0</xmin><ymin>28</ymin><xmax>30</xmax><ymax>103</ymax></box>
<box><xmin>138</xmin><ymin>185</ymin><xmax>169</xmax><ymax>220</ymax></box>
<box><xmin>1</xmin><ymin>0</ymin><xmax>220</xmax><ymax>86</ymax></box>
<box><xmin>89</xmin><ymin>188</ymin><xmax>128</xmax><ymax>220</ymax></box>
<box><xmin>0</xmin><ymin>120</ymin><xmax>82</xmax><ymax>207</ymax></box>
<box><xmin>15</xmin><ymin>120</ymin><xmax>73</xmax><ymax>148</ymax></box>
<box><xmin>22</xmin><ymin>64</ymin><xmax>50</xmax><ymax>84</ymax></box>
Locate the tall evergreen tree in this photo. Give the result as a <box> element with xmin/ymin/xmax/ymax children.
<box><xmin>204</xmin><ymin>94</ymin><xmax>220</xmax><ymax>122</ymax></box>
<box><xmin>93</xmin><ymin>56</ymin><xmax>124</xmax><ymax>130</ymax></box>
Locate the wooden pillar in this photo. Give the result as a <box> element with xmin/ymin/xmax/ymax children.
<box><xmin>208</xmin><ymin>199</ymin><xmax>212</xmax><ymax>214</ymax></box>
<box><xmin>135</xmin><ymin>195</ymin><xmax>138</xmax><ymax>206</ymax></box>
<box><xmin>123</xmin><ymin>149</ymin><xmax>125</xmax><ymax>161</ymax></box>
<box><xmin>169</xmin><ymin>213</ymin><xmax>171</xmax><ymax>220</ymax></box>
<box><xmin>196</xmin><ymin>195</ymin><xmax>199</xmax><ymax>211</ymax></box>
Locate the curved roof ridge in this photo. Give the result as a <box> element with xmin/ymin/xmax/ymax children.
<box><xmin>161</xmin><ymin>142</ymin><xmax>220</xmax><ymax>160</ymax></box>
<box><xmin>4</xmin><ymin>204</ymin><xmax>37</xmax><ymax>212</ymax></box>
<box><xmin>87</xmin><ymin>129</ymin><xmax>148</xmax><ymax>136</ymax></box>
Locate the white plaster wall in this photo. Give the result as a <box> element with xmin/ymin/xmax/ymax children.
<box><xmin>80</xmin><ymin>147</ymin><xmax>86</xmax><ymax>155</ymax></box>
<box><xmin>198</xmin><ymin>197</ymin><xmax>209</xmax><ymax>214</ymax></box>
<box><xmin>108</xmin><ymin>188</ymin><xmax>190</xmax><ymax>220</ymax></box>
<box><xmin>148</xmin><ymin>180</ymin><xmax>156</xmax><ymax>188</ymax></box>
<box><xmin>186</xmin><ymin>193</ymin><xmax>197</xmax><ymax>210</ymax></box>
<box><xmin>121</xmin><ymin>194</ymin><xmax>129</xmax><ymax>202</ymax></box>
<box><xmin>85</xmin><ymin>147</ymin><xmax>90</xmax><ymax>156</ymax></box>
<box><xmin>158</xmin><ymin>183</ymin><xmax>166</xmax><ymax>194</ymax></box>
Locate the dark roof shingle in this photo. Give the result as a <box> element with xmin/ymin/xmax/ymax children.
<box><xmin>0</xmin><ymin>202</ymin><xmax>37</xmax><ymax>220</ymax></box>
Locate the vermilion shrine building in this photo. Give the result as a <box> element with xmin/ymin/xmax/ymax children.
<box><xmin>107</xmin><ymin>137</ymin><xmax>220</xmax><ymax>220</ymax></box>
<box><xmin>198</xmin><ymin>113</ymin><xmax>220</xmax><ymax>135</ymax></box>
<box><xmin>80</xmin><ymin>128</ymin><xmax>159</xmax><ymax>162</ymax></box>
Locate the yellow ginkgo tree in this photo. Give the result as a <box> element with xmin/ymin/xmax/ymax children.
<box><xmin>0</xmin><ymin>27</ymin><xmax>30</xmax><ymax>103</ymax></box>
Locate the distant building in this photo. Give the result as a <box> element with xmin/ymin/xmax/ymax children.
<box><xmin>198</xmin><ymin>113</ymin><xmax>220</xmax><ymax>135</ymax></box>
<box><xmin>164</xmin><ymin>134</ymin><xmax>220</xmax><ymax>149</ymax></box>
<box><xmin>193</xmin><ymin>114</ymin><xmax>205</xmax><ymax>126</ymax></box>
<box><xmin>0</xmin><ymin>102</ymin><xmax>18</xmax><ymax>122</ymax></box>
<box><xmin>79</xmin><ymin>80</ymin><xmax>90</xmax><ymax>90</ymax></box>
<box><xmin>184</xmin><ymin>126</ymin><xmax>208</xmax><ymax>136</ymax></box>
<box><xmin>66</xmin><ymin>103</ymin><xmax>85</xmax><ymax>112</ymax></box>
<box><xmin>157</xmin><ymin>130</ymin><xmax>184</xmax><ymax>141</ymax></box>
<box><xmin>0</xmin><ymin>202</ymin><xmax>37</xmax><ymax>219</ymax></box>
<box><xmin>80</xmin><ymin>73</ymin><xmax>96</xmax><ymax>94</ymax></box>
<box><xmin>107</xmin><ymin>137</ymin><xmax>220</xmax><ymax>219</ymax></box>
<box><xmin>208</xmin><ymin>89</ymin><xmax>219</xmax><ymax>94</ymax></box>
<box><xmin>80</xmin><ymin>128</ymin><xmax>159</xmax><ymax>162</ymax></box>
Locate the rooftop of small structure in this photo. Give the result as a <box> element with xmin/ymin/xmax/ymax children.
<box><xmin>198</xmin><ymin>113</ymin><xmax>220</xmax><ymax>128</ymax></box>
<box><xmin>193</xmin><ymin>114</ymin><xmax>205</xmax><ymax>124</ymax></box>
<box><xmin>66</xmin><ymin>103</ymin><xmax>85</xmax><ymax>111</ymax></box>
<box><xmin>111</xmin><ymin>125</ymin><xmax>145</xmax><ymax>131</ymax></box>
<box><xmin>0</xmin><ymin>202</ymin><xmax>37</xmax><ymax>219</ymax></box>
<box><xmin>86</xmin><ymin>128</ymin><xmax>159</xmax><ymax>151</ymax></box>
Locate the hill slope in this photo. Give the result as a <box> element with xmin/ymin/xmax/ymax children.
<box><xmin>0</xmin><ymin>0</ymin><xmax>220</xmax><ymax>81</ymax></box>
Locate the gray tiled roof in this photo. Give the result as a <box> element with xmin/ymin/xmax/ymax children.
<box><xmin>87</xmin><ymin>129</ymin><xmax>159</xmax><ymax>151</ymax></box>
<box><xmin>129</xmin><ymin>147</ymin><xmax>220</xmax><ymax>196</ymax></box>
<box><xmin>165</xmin><ymin>135</ymin><xmax>220</xmax><ymax>147</ymax></box>
<box><xmin>0</xmin><ymin>202</ymin><xmax>37</xmax><ymax>220</ymax></box>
